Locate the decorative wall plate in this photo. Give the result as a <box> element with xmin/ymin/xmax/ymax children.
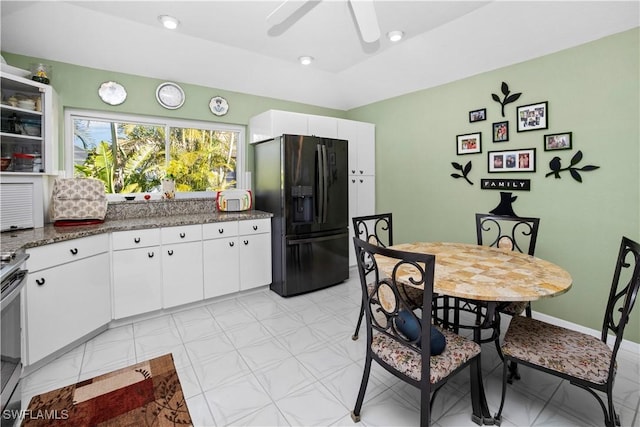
<box><xmin>156</xmin><ymin>82</ymin><xmax>185</xmax><ymax>109</ymax></box>
<box><xmin>98</xmin><ymin>81</ymin><xmax>127</xmax><ymax>106</ymax></box>
<box><xmin>209</xmin><ymin>96</ymin><xmax>229</xmax><ymax>116</ymax></box>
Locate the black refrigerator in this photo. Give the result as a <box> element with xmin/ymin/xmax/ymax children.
<box><xmin>254</xmin><ymin>134</ymin><xmax>349</xmax><ymax>297</ymax></box>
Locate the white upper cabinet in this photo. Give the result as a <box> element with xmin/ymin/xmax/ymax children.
<box><xmin>338</xmin><ymin>119</ymin><xmax>375</xmax><ymax>176</ymax></box>
<box><xmin>0</xmin><ymin>72</ymin><xmax>57</xmax><ymax>175</ymax></box>
<box><xmin>307</xmin><ymin>115</ymin><xmax>338</xmax><ymax>138</ymax></box>
<box><xmin>250</xmin><ymin>109</ymin><xmax>341</xmax><ymax>143</ymax></box>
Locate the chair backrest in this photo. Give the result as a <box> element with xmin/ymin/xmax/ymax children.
<box><xmin>475</xmin><ymin>213</ymin><xmax>540</xmax><ymax>256</ymax></box>
<box><xmin>352</xmin><ymin>237</ymin><xmax>435</xmax><ymax>357</ymax></box>
<box><xmin>602</xmin><ymin>237</ymin><xmax>640</xmax><ymax>357</ymax></box>
<box><xmin>352</xmin><ymin>213</ymin><xmax>393</xmax><ymax>248</ymax></box>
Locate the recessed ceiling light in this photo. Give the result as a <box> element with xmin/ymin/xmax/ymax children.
<box><xmin>298</xmin><ymin>56</ymin><xmax>314</xmax><ymax>66</ymax></box>
<box><xmin>387</xmin><ymin>30</ymin><xmax>404</xmax><ymax>42</ymax></box>
<box><xmin>158</xmin><ymin>15</ymin><xmax>179</xmax><ymax>30</ymax></box>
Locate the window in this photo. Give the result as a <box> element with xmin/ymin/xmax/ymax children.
<box><xmin>65</xmin><ymin>110</ymin><xmax>244</xmax><ymax>197</ymax></box>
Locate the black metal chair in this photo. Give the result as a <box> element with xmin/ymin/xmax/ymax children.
<box><xmin>495</xmin><ymin>236</ymin><xmax>640</xmax><ymax>427</ymax></box>
<box><xmin>351</xmin><ymin>213</ymin><xmax>425</xmax><ymax>340</ymax></box>
<box><xmin>351</xmin><ymin>237</ymin><xmax>482</xmax><ymax>427</ymax></box>
<box><xmin>352</xmin><ymin>213</ymin><xmax>390</xmax><ymax>340</ymax></box>
<box><xmin>432</xmin><ymin>213</ymin><xmax>540</xmax><ymax>380</ymax></box>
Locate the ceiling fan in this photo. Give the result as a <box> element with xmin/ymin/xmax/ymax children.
<box><xmin>266</xmin><ymin>0</ymin><xmax>381</xmax><ymax>43</ymax></box>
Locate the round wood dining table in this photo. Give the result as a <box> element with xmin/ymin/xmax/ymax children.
<box><xmin>376</xmin><ymin>241</ymin><xmax>573</xmax><ymax>425</ymax></box>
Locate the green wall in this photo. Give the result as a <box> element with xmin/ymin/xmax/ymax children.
<box><xmin>347</xmin><ymin>28</ymin><xmax>640</xmax><ymax>343</ymax></box>
<box><xmin>3</xmin><ymin>28</ymin><xmax>639</xmax><ymax>343</ymax></box>
<box><xmin>1</xmin><ymin>52</ymin><xmax>346</xmax><ymax>172</ymax></box>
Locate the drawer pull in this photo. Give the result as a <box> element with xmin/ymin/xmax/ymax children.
<box><xmin>70</xmin><ymin>248</ymin><xmax>78</xmax><ymax>255</ymax></box>
<box><xmin>179</xmin><ymin>233</ymin><xmax>186</xmax><ymax>238</ymax></box>
<box><xmin>243</xmin><ymin>240</ymin><xmax>249</xmax><ymax>245</ymax></box>
<box><xmin>253</xmin><ymin>225</ymin><xmax>258</xmax><ymax>231</ymax></box>
<box><xmin>36</xmin><ymin>278</ymin><xmax>45</xmax><ymax>286</ymax></box>
<box><xmin>134</xmin><ymin>238</ymin><xmax>141</xmax><ymax>244</ymax></box>
<box><xmin>359</xmin><ymin>170</ymin><xmax>363</xmax><ymax>174</ymax></box>
<box><xmin>229</xmin><ymin>241</ymin><xmax>235</xmax><ymax>247</ymax></box>
<box><xmin>168</xmin><ymin>250</ymin><xmax>174</xmax><ymax>256</ymax></box>
<box><xmin>148</xmin><ymin>252</ymin><xmax>154</xmax><ymax>258</ymax></box>
<box><xmin>218</xmin><ymin>228</ymin><xmax>224</xmax><ymax>234</ymax></box>
<box><xmin>351</xmin><ymin>169</ymin><xmax>355</xmax><ymax>174</ymax></box>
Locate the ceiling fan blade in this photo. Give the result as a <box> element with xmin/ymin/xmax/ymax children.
<box><xmin>266</xmin><ymin>0</ymin><xmax>308</xmax><ymax>26</ymax></box>
<box><xmin>349</xmin><ymin>0</ymin><xmax>380</xmax><ymax>43</ymax></box>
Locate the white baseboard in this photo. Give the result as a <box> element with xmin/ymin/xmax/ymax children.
<box><xmin>532</xmin><ymin>311</ymin><xmax>640</xmax><ymax>354</ymax></box>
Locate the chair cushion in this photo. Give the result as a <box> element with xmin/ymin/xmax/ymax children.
<box><xmin>499</xmin><ymin>301</ymin><xmax>529</xmax><ymax>316</ymax></box>
<box><xmin>501</xmin><ymin>316</ymin><xmax>613</xmax><ymax>384</ymax></box>
<box><xmin>370</xmin><ymin>327</ymin><xmax>480</xmax><ymax>384</ymax></box>
<box><xmin>394</xmin><ymin>309</ymin><xmax>446</xmax><ymax>355</ymax></box>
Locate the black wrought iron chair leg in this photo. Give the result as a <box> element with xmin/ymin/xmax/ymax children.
<box><xmin>352</xmin><ymin>302</ymin><xmax>365</xmax><ymax>340</ymax></box>
<box><xmin>493</xmin><ymin>360</ymin><xmax>509</xmax><ymax>426</ymax></box>
<box><xmin>506</xmin><ymin>361</ymin><xmax>521</xmax><ymax>384</ymax></box>
<box><xmin>351</xmin><ymin>354</ymin><xmax>372</xmax><ymax>422</ymax></box>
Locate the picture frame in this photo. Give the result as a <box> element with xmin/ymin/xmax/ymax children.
<box><xmin>488</xmin><ymin>148</ymin><xmax>536</xmax><ymax>173</ymax></box>
<box><xmin>492</xmin><ymin>121</ymin><xmax>509</xmax><ymax>142</ymax></box>
<box><xmin>456</xmin><ymin>132</ymin><xmax>482</xmax><ymax>155</ymax></box>
<box><xmin>469</xmin><ymin>108</ymin><xmax>486</xmax><ymax>123</ymax></box>
<box><xmin>517</xmin><ymin>101</ymin><xmax>548</xmax><ymax>132</ymax></box>
<box><xmin>544</xmin><ymin>132</ymin><xmax>572</xmax><ymax>151</ymax></box>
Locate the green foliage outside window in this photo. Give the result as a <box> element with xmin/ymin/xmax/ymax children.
<box><xmin>73</xmin><ymin>117</ymin><xmax>237</xmax><ymax>194</ymax></box>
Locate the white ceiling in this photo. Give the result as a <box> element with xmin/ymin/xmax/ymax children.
<box><xmin>1</xmin><ymin>1</ymin><xmax>638</xmax><ymax>110</ymax></box>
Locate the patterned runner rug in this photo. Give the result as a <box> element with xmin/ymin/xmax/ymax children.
<box><xmin>21</xmin><ymin>353</ymin><xmax>192</xmax><ymax>426</ymax></box>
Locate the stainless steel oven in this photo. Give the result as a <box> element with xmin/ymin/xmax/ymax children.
<box><xmin>1</xmin><ymin>251</ymin><xmax>28</xmax><ymax>415</ymax></box>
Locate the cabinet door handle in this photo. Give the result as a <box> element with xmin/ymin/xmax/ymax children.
<box><xmin>36</xmin><ymin>278</ymin><xmax>45</xmax><ymax>286</ymax></box>
<box><xmin>351</xmin><ymin>179</ymin><xmax>356</xmax><ymax>183</ymax></box>
<box><xmin>229</xmin><ymin>241</ymin><xmax>234</xmax><ymax>247</ymax></box>
<box><xmin>253</xmin><ymin>225</ymin><xmax>258</xmax><ymax>231</ymax></box>
<box><xmin>148</xmin><ymin>252</ymin><xmax>154</xmax><ymax>258</ymax></box>
<box><xmin>179</xmin><ymin>233</ymin><xmax>186</xmax><ymax>238</ymax></box>
<box><xmin>218</xmin><ymin>228</ymin><xmax>224</xmax><ymax>234</ymax></box>
<box><xmin>359</xmin><ymin>179</ymin><xmax>363</xmax><ymax>183</ymax></box>
<box><xmin>243</xmin><ymin>240</ymin><xmax>249</xmax><ymax>245</ymax></box>
<box><xmin>167</xmin><ymin>249</ymin><xmax>174</xmax><ymax>256</ymax></box>
<box><xmin>134</xmin><ymin>238</ymin><xmax>141</xmax><ymax>243</ymax></box>
<box><xmin>70</xmin><ymin>248</ymin><xmax>78</xmax><ymax>255</ymax></box>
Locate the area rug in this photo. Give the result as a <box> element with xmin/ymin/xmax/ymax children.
<box><xmin>22</xmin><ymin>353</ymin><xmax>192</xmax><ymax>426</ymax></box>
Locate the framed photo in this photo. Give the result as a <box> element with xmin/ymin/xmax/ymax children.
<box><xmin>544</xmin><ymin>132</ymin><xmax>572</xmax><ymax>151</ymax></box>
<box><xmin>517</xmin><ymin>101</ymin><xmax>548</xmax><ymax>132</ymax></box>
<box><xmin>488</xmin><ymin>148</ymin><xmax>536</xmax><ymax>173</ymax></box>
<box><xmin>456</xmin><ymin>132</ymin><xmax>482</xmax><ymax>155</ymax></box>
<box><xmin>469</xmin><ymin>108</ymin><xmax>486</xmax><ymax>123</ymax></box>
<box><xmin>492</xmin><ymin>121</ymin><xmax>509</xmax><ymax>142</ymax></box>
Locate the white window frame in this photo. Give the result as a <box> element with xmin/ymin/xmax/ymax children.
<box><xmin>64</xmin><ymin>109</ymin><xmax>245</xmax><ymax>201</ymax></box>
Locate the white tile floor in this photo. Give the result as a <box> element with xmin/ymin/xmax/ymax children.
<box><xmin>19</xmin><ymin>269</ymin><xmax>640</xmax><ymax>426</ymax></box>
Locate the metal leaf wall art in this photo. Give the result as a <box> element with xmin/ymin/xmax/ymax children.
<box><xmin>451</xmin><ymin>161</ymin><xmax>473</xmax><ymax>185</ymax></box>
<box><xmin>545</xmin><ymin>150</ymin><xmax>600</xmax><ymax>182</ymax></box>
<box><xmin>491</xmin><ymin>82</ymin><xmax>522</xmax><ymax>117</ymax></box>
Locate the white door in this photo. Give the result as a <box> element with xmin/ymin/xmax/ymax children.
<box><xmin>162</xmin><ymin>241</ymin><xmax>203</xmax><ymax>308</ymax></box>
<box><xmin>203</xmin><ymin>237</ymin><xmax>240</xmax><ymax>298</ymax></box>
<box><xmin>112</xmin><ymin>246</ymin><xmax>162</xmax><ymax>319</ymax></box>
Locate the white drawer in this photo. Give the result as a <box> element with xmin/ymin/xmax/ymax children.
<box><xmin>26</xmin><ymin>234</ymin><xmax>109</xmax><ymax>272</ymax></box>
<box><xmin>238</xmin><ymin>218</ymin><xmax>271</xmax><ymax>235</ymax></box>
<box><xmin>112</xmin><ymin>228</ymin><xmax>161</xmax><ymax>250</ymax></box>
<box><xmin>202</xmin><ymin>221</ymin><xmax>239</xmax><ymax>240</ymax></box>
<box><xmin>161</xmin><ymin>224</ymin><xmax>202</xmax><ymax>244</ymax></box>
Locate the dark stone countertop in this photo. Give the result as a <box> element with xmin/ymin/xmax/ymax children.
<box><xmin>0</xmin><ymin>210</ymin><xmax>273</xmax><ymax>254</ymax></box>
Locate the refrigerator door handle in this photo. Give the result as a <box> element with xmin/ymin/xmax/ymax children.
<box><xmin>286</xmin><ymin>232</ymin><xmax>349</xmax><ymax>245</ymax></box>
<box><xmin>316</xmin><ymin>144</ymin><xmax>325</xmax><ymax>224</ymax></box>
<box><xmin>321</xmin><ymin>144</ymin><xmax>329</xmax><ymax>223</ymax></box>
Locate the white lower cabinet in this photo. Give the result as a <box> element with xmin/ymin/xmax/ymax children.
<box><xmin>161</xmin><ymin>225</ymin><xmax>203</xmax><ymax>308</ymax></box>
<box><xmin>203</xmin><ymin>235</ymin><xmax>239</xmax><ymax>298</ymax></box>
<box><xmin>22</xmin><ymin>217</ymin><xmax>272</xmax><ymax>365</ymax></box>
<box><xmin>112</xmin><ymin>229</ymin><xmax>162</xmax><ymax>319</ymax></box>
<box><xmin>238</xmin><ymin>219</ymin><xmax>272</xmax><ymax>290</ymax></box>
<box><xmin>24</xmin><ymin>235</ymin><xmax>110</xmax><ymax>365</ymax></box>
